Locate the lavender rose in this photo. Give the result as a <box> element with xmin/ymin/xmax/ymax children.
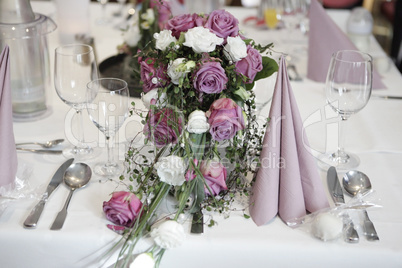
<box><xmin>103</xmin><ymin>191</ymin><xmax>143</xmax><ymax>227</ymax></box>
<box><xmin>140</xmin><ymin>58</ymin><xmax>167</xmax><ymax>93</ymax></box>
<box><xmin>144</xmin><ymin>108</ymin><xmax>183</xmax><ymax>148</ymax></box>
<box><xmin>205</xmin><ymin>98</ymin><xmax>246</xmax><ymax>141</ymax></box>
<box><xmin>193</xmin><ymin>61</ymin><xmax>228</xmax><ymax>94</ymax></box>
<box><xmin>235</xmin><ymin>45</ymin><xmax>263</xmax><ymax>83</ymax></box>
<box><xmin>205</xmin><ymin>10</ymin><xmax>239</xmax><ymax>40</ymax></box>
<box><xmin>201</xmin><ymin>159</ymin><xmax>228</xmax><ymax>196</ymax></box>
<box><xmin>186</xmin><ymin>159</ymin><xmax>228</xmax><ymax>196</ymax></box>
<box><xmin>165</xmin><ymin>13</ymin><xmax>205</xmax><ymax>39</ymax></box>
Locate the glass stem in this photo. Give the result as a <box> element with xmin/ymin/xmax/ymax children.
<box><xmin>337</xmin><ymin>116</ymin><xmax>349</xmax><ymax>163</ymax></box>
<box><xmin>76</xmin><ymin>109</ymin><xmax>86</xmax><ymax>149</ymax></box>
<box><xmin>106</xmin><ymin>135</ymin><xmax>115</xmax><ymax>166</ymax></box>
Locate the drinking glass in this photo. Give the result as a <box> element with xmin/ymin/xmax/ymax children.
<box><xmin>86</xmin><ymin>78</ymin><xmax>130</xmax><ymax>177</ymax></box>
<box><xmin>318</xmin><ymin>50</ymin><xmax>373</xmax><ymax>170</ymax></box>
<box><xmin>54</xmin><ymin>44</ymin><xmax>99</xmax><ymax>159</ymax></box>
<box><xmin>280</xmin><ymin>0</ymin><xmax>300</xmax><ymax>31</ymax></box>
<box><xmin>259</xmin><ymin>0</ymin><xmax>280</xmax><ymax>29</ymax></box>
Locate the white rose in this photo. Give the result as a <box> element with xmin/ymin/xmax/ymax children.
<box><xmin>167</xmin><ymin>58</ymin><xmax>193</xmax><ymax>85</ymax></box>
<box><xmin>223</xmin><ymin>36</ymin><xmax>248</xmax><ymax>62</ymax></box>
<box><xmin>130</xmin><ymin>253</ymin><xmax>155</xmax><ymax>268</ymax></box>
<box><xmin>141</xmin><ymin>88</ymin><xmax>167</xmax><ymax>109</ymax></box>
<box><xmin>187</xmin><ymin>110</ymin><xmax>210</xmax><ymax>134</ymax></box>
<box><xmin>154</xmin><ymin>30</ymin><xmax>177</xmax><ymax>51</ymax></box>
<box><xmin>155</xmin><ymin>155</ymin><xmax>186</xmax><ymax>186</ymax></box>
<box><xmin>183</xmin><ymin>27</ymin><xmax>224</xmax><ymax>53</ymax></box>
<box><xmin>150</xmin><ymin>220</ymin><xmax>186</xmax><ymax>249</ymax></box>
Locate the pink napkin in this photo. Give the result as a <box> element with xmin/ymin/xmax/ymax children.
<box><xmin>0</xmin><ymin>45</ymin><xmax>18</xmax><ymax>189</ymax></box>
<box><xmin>250</xmin><ymin>57</ymin><xmax>329</xmax><ymax>226</ymax></box>
<box><xmin>307</xmin><ymin>0</ymin><xmax>385</xmax><ymax>89</ymax></box>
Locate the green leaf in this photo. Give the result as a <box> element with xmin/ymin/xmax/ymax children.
<box><xmin>254</xmin><ymin>56</ymin><xmax>279</xmax><ymax>82</ymax></box>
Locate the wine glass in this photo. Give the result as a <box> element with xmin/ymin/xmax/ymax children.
<box><xmin>54</xmin><ymin>44</ymin><xmax>99</xmax><ymax>159</ymax></box>
<box><xmin>96</xmin><ymin>0</ymin><xmax>110</xmax><ymax>25</ymax></box>
<box><xmin>318</xmin><ymin>50</ymin><xmax>373</xmax><ymax>170</ymax></box>
<box><xmin>86</xmin><ymin>78</ymin><xmax>130</xmax><ymax>177</ymax></box>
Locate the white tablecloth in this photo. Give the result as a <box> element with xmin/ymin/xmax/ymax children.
<box><xmin>1</xmin><ymin>2</ymin><xmax>402</xmax><ymax>268</ymax></box>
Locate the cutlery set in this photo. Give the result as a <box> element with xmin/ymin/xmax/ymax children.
<box><xmin>23</xmin><ymin>158</ymin><xmax>92</xmax><ymax>230</ymax></box>
<box><xmin>327</xmin><ymin>166</ymin><xmax>379</xmax><ymax>243</ymax></box>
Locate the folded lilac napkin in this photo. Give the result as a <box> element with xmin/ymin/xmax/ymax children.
<box><xmin>250</xmin><ymin>57</ymin><xmax>329</xmax><ymax>226</ymax></box>
<box><xmin>307</xmin><ymin>0</ymin><xmax>385</xmax><ymax>89</ymax></box>
<box><xmin>0</xmin><ymin>45</ymin><xmax>18</xmax><ymax>189</ymax></box>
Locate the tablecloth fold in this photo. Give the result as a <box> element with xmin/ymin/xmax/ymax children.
<box><xmin>0</xmin><ymin>45</ymin><xmax>18</xmax><ymax>190</ymax></box>
<box><xmin>307</xmin><ymin>0</ymin><xmax>385</xmax><ymax>89</ymax></box>
<box><xmin>250</xmin><ymin>56</ymin><xmax>329</xmax><ymax>226</ymax></box>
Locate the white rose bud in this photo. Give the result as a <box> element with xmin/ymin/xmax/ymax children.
<box><xmin>155</xmin><ymin>30</ymin><xmax>177</xmax><ymax>51</ymax></box>
<box><xmin>141</xmin><ymin>88</ymin><xmax>167</xmax><ymax>109</ymax></box>
<box><xmin>150</xmin><ymin>220</ymin><xmax>186</xmax><ymax>249</ymax></box>
<box><xmin>167</xmin><ymin>58</ymin><xmax>193</xmax><ymax>85</ymax></box>
<box><xmin>183</xmin><ymin>27</ymin><xmax>224</xmax><ymax>53</ymax></box>
<box><xmin>155</xmin><ymin>155</ymin><xmax>187</xmax><ymax>186</ymax></box>
<box><xmin>233</xmin><ymin>86</ymin><xmax>251</xmax><ymax>101</ymax></box>
<box><xmin>223</xmin><ymin>36</ymin><xmax>248</xmax><ymax>62</ymax></box>
<box><xmin>187</xmin><ymin>110</ymin><xmax>210</xmax><ymax>134</ymax></box>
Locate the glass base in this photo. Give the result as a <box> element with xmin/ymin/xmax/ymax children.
<box><xmin>62</xmin><ymin>146</ymin><xmax>102</xmax><ymax>161</ymax></box>
<box><xmin>317</xmin><ymin>150</ymin><xmax>360</xmax><ymax>171</ymax></box>
<box><xmin>93</xmin><ymin>161</ymin><xmax>124</xmax><ymax>177</ymax></box>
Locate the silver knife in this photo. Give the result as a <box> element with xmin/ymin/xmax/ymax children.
<box><xmin>23</xmin><ymin>158</ymin><xmax>74</xmax><ymax>228</ymax></box>
<box><xmin>17</xmin><ymin>148</ymin><xmax>63</xmax><ymax>154</ymax></box>
<box><xmin>327</xmin><ymin>166</ymin><xmax>359</xmax><ymax>243</ymax></box>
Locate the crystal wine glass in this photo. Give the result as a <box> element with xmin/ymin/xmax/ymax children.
<box><xmin>318</xmin><ymin>50</ymin><xmax>373</xmax><ymax>170</ymax></box>
<box><xmin>86</xmin><ymin>78</ymin><xmax>130</xmax><ymax>177</ymax></box>
<box><xmin>54</xmin><ymin>44</ymin><xmax>99</xmax><ymax>159</ymax></box>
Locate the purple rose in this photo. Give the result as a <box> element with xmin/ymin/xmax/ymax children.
<box><xmin>186</xmin><ymin>159</ymin><xmax>228</xmax><ymax>196</ymax></box>
<box><xmin>165</xmin><ymin>13</ymin><xmax>205</xmax><ymax>39</ymax></box>
<box><xmin>201</xmin><ymin>160</ymin><xmax>227</xmax><ymax>196</ymax></box>
<box><xmin>150</xmin><ymin>0</ymin><xmax>172</xmax><ymax>29</ymax></box>
<box><xmin>144</xmin><ymin>108</ymin><xmax>183</xmax><ymax>148</ymax></box>
<box><xmin>193</xmin><ymin>61</ymin><xmax>228</xmax><ymax>94</ymax></box>
<box><xmin>140</xmin><ymin>58</ymin><xmax>167</xmax><ymax>93</ymax></box>
<box><xmin>235</xmin><ymin>45</ymin><xmax>263</xmax><ymax>83</ymax></box>
<box><xmin>205</xmin><ymin>10</ymin><xmax>239</xmax><ymax>40</ymax></box>
<box><xmin>103</xmin><ymin>191</ymin><xmax>143</xmax><ymax>227</ymax></box>
<box><xmin>205</xmin><ymin>98</ymin><xmax>246</xmax><ymax>141</ymax></box>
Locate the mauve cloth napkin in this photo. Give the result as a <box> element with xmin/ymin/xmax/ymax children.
<box><xmin>307</xmin><ymin>0</ymin><xmax>385</xmax><ymax>89</ymax></box>
<box><xmin>250</xmin><ymin>57</ymin><xmax>329</xmax><ymax>226</ymax></box>
<box><xmin>0</xmin><ymin>45</ymin><xmax>18</xmax><ymax>189</ymax></box>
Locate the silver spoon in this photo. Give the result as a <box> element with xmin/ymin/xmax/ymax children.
<box><xmin>50</xmin><ymin>163</ymin><xmax>92</xmax><ymax>230</ymax></box>
<box><xmin>16</xmin><ymin>139</ymin><xmax>64</xmax><ymax>148</ymax></box>
<box><xmin>343</xmin><ymin>170</ymin><xmax>379</xmax><ymax>241</ymax></box>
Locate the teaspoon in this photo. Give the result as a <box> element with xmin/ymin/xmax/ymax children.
<box><xmin>50</xmin><ymin>163</ymin><xmax>92</xmax><ymax>230</ymax></box>
<box><xmin>343</xmin><ymin>170</ymin><xmax>379</xmax><ymax>241</ymax></box>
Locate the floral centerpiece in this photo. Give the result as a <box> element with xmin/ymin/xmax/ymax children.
<box><xmin>104</xmin><ymin>6</ymin><xmax>278</xmax><ymax>268</ymax></box>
